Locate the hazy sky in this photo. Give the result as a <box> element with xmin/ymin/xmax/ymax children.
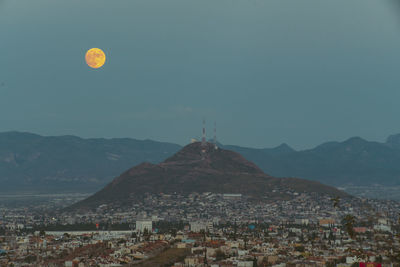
<box><xmin>1</xmin><ymin>0</ymin><xmax>400</xmax><ymax>149</ymax></box>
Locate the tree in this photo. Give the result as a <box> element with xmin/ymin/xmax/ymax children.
<box><xmin>295</xmin><ymin>246</ymin><xmax>305</xmax><ymax>252</ymax></box>
<box><xmin>143</xmin><ymin>228</ymin><xmax>151</xmax><ymax>241</ymax></box>
<box><xmin>63</xmin><ymin>233</ymin><xmax>70</xmax><ymax>239</ymax></box>
<box><xmin>204</xmin><ymin>247</ymin><xmax>207</xmax><ymax>265</ymax></box>
<box><xmin>39</xmin><ymin>230</ymin><xmax>46</xmax><ymax>237</ymax></box>
<box><xmin>143</xmin><ymin>228</ymin><xmax>149</xmax><ymax>236</ymax></box>
<box><xmin>331</xmin><ymin>196</ymin><xmax>340</xmax><ymax>209</ymax></box>
<box><xmin>215</xmin><ymin>249</ymin><xmax>226</xmax><ymax>261</ymax></box>
<box><xmin>253</xmin><ymin>256</ymin><xmax>258</xmax><ymax>267</ymax></box>
<box><xmin>342</xmin><ymin>215</ymin><xmax>356</xmax><ymax>239</ymax></box>
<box><xmin>170</xmin><ymin>228</ymin><xmax>177</xmax><ymax>237</ymax></box>
<box><xmin>329</xmin><ymin>231</ymin><xmax>335</xmax><ymax>241</ymax></box>
<box><xmin>375</xmin><ymin>255</ymin><xmax>383</xmax><ymax>263</ymax></box>
<box><xmin>24</xmin><ymin>255</ymin><xmax>37</xmax><ymax>263</ymax></box>
<box><xmin>233</xmin><ymin>220</ymin><xmax>237</xmax><ymax>241</ymax></box>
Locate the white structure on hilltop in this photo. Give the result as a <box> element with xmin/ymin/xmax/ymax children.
<box><xmin>136</xmin><ymin>220</ymin><xmax>152</xmax><ymax>233</ymax></box>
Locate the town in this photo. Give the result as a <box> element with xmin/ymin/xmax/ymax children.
<box><xmin>1</xmin><ymin>192</ymin><xmax>399</xmax><ymax>266</ymax></box>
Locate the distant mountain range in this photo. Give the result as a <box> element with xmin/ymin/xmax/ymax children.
<box><xmin>223</xmin><ymin>134</ymin><xmax>400</xmax><ymax>186</ymax></box>
<box><xmin>1</xmin><ymin>131</ymin><xmax>400</xmax><ymax>193</ymax></box>
<box><xmin>69</xmin><ymin>142</ymin><xmax>347</xmax><ymax>211</ymax></box>
<box><xmin>225</xmin><ymin>134</ymin><xmax>400</xmax><ymax>186</ymax></box>
<box><xmin>0</xmin><ymin>132</ymin><xmax>180</xmax><ymax>192</ymax></box>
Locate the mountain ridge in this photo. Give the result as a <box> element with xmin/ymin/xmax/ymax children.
<box><xmin>0</xmin><ymin>131</ymin><xmax>181</xmax><ymax>192</ymax></box>
<box><xmin>2</xmin><ymin>131</ymin><xmax>400</xmax><ymax>193</ymax></box>
<box><xmin>222</xmin><ymin>136</ymin><xmax>400</xmax><ymax>186</ymax></box>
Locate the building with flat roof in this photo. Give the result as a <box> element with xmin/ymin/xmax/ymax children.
<box><xmin>136</xmin><ymin>220</ymin><xmax>152</xmax><ymax>233</ymax></box>
<box><xmin>223</xmin><ymin>194</ymin><xmax>242</xmax><ymax>200</ymax></box>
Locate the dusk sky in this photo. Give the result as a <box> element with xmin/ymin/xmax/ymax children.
<box><xmin>1</xmin><ymin>0</ymin><xmax>400</xmax><ymax>149</ymax></box>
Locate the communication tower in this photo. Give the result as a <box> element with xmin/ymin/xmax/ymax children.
<box><xmin>201</xmin><ymin>119</ymin><xmax>206</xmax><ymax>146</ymax></box>
<box><xmin>214</xmin><ymin>122</ymin><xmax>218</xmax><ymax>150</ymax></box>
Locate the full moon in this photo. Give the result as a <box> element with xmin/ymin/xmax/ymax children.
<box><xmin>85</xmin><ymin>48</ymin><xmax>106</xmax><ymax>69</ymax></box>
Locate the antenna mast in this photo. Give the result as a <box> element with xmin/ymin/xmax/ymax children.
<box><xmin>201</xmin><ymin>119</ymin><xmax>206</xmax><ymax>146</ymax></box>
<box><xmin>214</xmin><ymin>122</ymin><xmax>218</xmax><ymax>149</ymax></box>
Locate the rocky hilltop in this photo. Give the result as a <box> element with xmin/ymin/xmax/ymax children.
<box><xmin>71</xmin><ymin>142</ymin><xmax>347</xmax><ymax>210</ymax></box>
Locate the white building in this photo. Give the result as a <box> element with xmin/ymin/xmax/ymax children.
<box><xmin>136</xmin><ymin>220</ymin><xmax>152</xmax><ymax>233</ymax></box>
<box><xmin>237</xmin><ymin>260</ymin><xmax>253</xmax><ymax>267</ymax></box>
<box><xmin>295</xmin><ymin>218</ymin><xmax>309</xmax><ymax>225</ymax></box>
<box><xmin>374</xmin><ymin>223</ymin><xmax>392</xmax><ymax>233</ymax></box>
<box><xmin>207</xmin><ymin>221</ymin><xmax>214</xmax><ymax>233</ymax></box>
<box><xmin>223</xmin><ymin>194</ymin><xmax>242</xmax><ymax>200</ymax></box>
<box><xmin>190</xmin><ymin>221</ymin><xmax>207</xmax><ymax>232</ymax></box>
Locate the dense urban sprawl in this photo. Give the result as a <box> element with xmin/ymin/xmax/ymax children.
<box><xmin>1</xmin><ymin>192</ymin><xmax>400</xmax><ymax>266</ymax></box>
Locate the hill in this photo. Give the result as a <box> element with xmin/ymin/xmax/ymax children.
<box><xmin>70</xmin><ymin>142</ymin><xmax>347</xmax><ymax>210</ymax></box>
